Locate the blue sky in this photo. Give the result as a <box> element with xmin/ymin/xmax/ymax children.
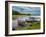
<box><xmin>12</xmin><ymin>6</ymin><xmax>40</xmax><ymax>16</ymax></box>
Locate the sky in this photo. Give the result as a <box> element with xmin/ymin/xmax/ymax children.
<box><xmin>12</xmin><ymin>6</ymin><xmax>40</xmax><ymax>16</ymax></box>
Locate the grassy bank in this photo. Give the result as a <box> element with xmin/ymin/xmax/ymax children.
<box><xmin>12</xmin><ymin>15</ymin><xmax>40</xmax><ymax>30</ymax></box>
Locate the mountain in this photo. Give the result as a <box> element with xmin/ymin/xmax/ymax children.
<box><xmin>12</xmin><ymin>10</ymin><xmax>31</xmax><ymax>15</ymax></box>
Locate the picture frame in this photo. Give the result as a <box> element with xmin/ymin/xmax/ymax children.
<box><xmin>5</xmin><ymin>1</ymin><xmax>45</xmax><ymax>36</ymax></box>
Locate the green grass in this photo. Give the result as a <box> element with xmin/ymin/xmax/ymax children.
<box><xmin>16</xmin><ymin>21</ymin><xmax>40</xmax><ymax>30</ymax></box>
<box><xmin>12</xmin><ymin>15</ymin><xmax>40</xmax><ymax>30</ymax></box>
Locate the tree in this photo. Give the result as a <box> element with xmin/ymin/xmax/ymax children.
<box><xmin>27</xmin><ymin>14</ymin><xmax>31</xmax><ymax>15</ymax></box>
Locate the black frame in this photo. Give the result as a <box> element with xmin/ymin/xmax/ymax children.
<box><xmin>5</xmin><ymin>1</ymin><xmax>45</xmax><ymax>36</ymax></box>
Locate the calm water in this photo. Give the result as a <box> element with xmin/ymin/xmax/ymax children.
<box><xmin>32</xmin><ymin>14</ymin><xmax>40</xmax><ymax>16</ymax></box>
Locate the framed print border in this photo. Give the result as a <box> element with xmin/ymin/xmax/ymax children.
<box><xmin>5</xmin><ymin>1</ymin><xmax>45</xmax><ymax>36</ymax></box>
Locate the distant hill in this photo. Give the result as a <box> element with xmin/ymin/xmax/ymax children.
<box><xmin>12</xmin><ymin>10</ymin><xmax>31</xmax><ymax>15</ymax></box>
<box><xmin>12</xmin><ymin>10</ymin><xmax>21</xmax><ymax>15</ymax></box>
